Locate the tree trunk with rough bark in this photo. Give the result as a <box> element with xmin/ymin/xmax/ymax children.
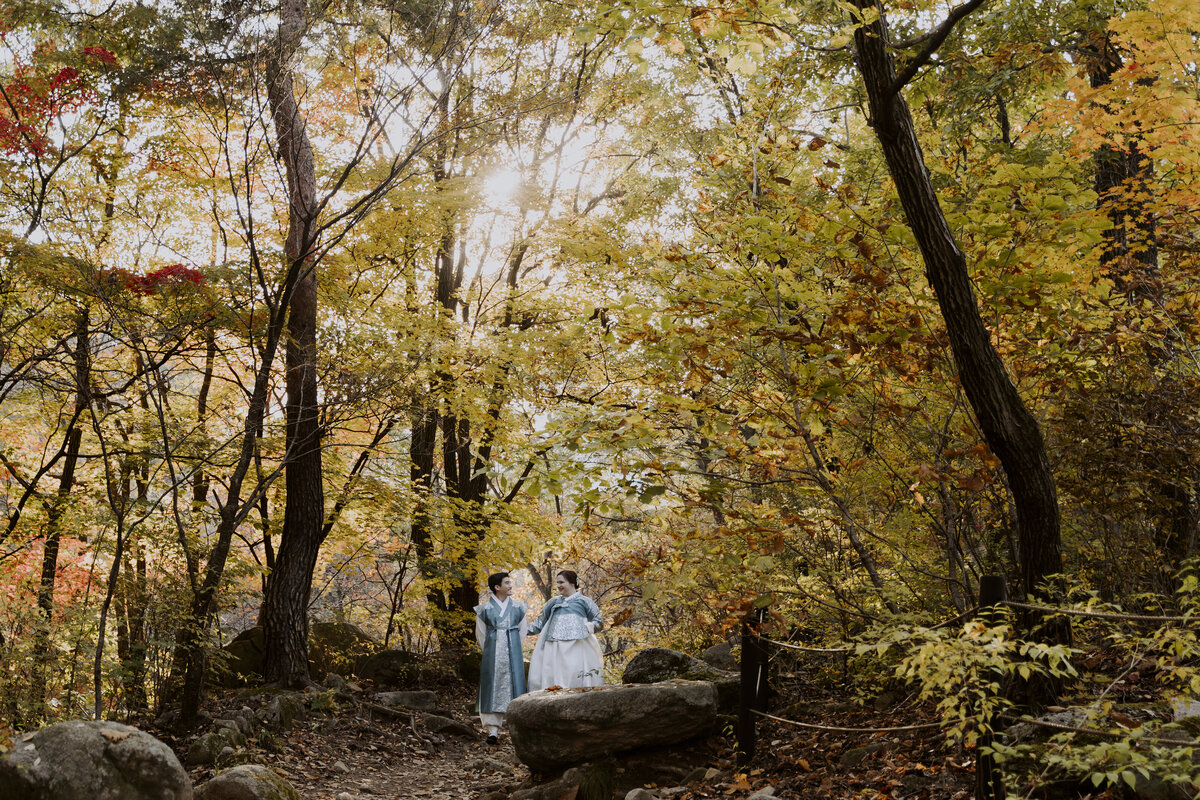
<box><xmin>850</xmin><ymin>0</ymin><xmax>1065</xmax><ymax>610</ymax></box>
<box><xmin>31</xmin><ymin>308</ymin><xmax>89</xmax><ymax>712</ymax></box>
<box><xmin>261</xmin><ymin>0</ymin><xmax>325</xmax><ymax>688</ymax></box>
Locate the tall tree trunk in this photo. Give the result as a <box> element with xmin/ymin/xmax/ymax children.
<box><xmin>1084</xmin><ymin>34</ymin><xmax>1193</xmax><ymax>577</ymax></box>
<box><xmin>410</xmin><ymin>80</ymin><xmax>477</xmax><ymax>647</ymax></box>
<box><xmin>261</xmin><ymin>0</ymin><xmax>324</xmax><ymax>688</ymax></box>
<box><xmin>850</xmin><ymin>0</ymin><xmax>1065</xmax><ymax>613</ymax></box>
<box><xmin>176</xmin><ymin>272</ymin><xmax>297</xmax><ymax>721</ymax></box>
<box><xmin>1087</xmin><ymin>32</ymin><xmax>1158</xmax><ymax>303</ymax></box>
<box><xmin>31</xmin><ymin>308</ymin><xmax>89</xmax><ymax>710</ymax></box>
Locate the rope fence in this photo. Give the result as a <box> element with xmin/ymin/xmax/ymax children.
<box><xmin>749</xmin><ymin>709</ymin><xmax>1200</xmax><ymax>746</ymax></box>
<box><xmin>751</xmin><ymin>708</ymin><xmax>949</xmax><ymax>733</ymax></box>
<box><xmin>736</xmin><ymin>573</ymin><xmax>1199</xmax><ymax>798</ymax></box>
<box><xmin>1001</xmin><ymin>600</ymin><xmax>1190</xmax><ymax>624</ymax></box>
<box><xmin>1000</xmin><ymin>714</ymin><xmax>1200</xmax><ymax>749</ymax></box>
<box><xmin>754</xmin><ymin>602</ymin><xmax>1186</xmax><ymax>660</ymax></box>
<box><xmin>760</xmin><ymin>639</ymin><xmax>854</xmax><ymax>654</ymax></box>
<box><xmin>758</xmin><ymin>606</ymin><xmax>981</xmax><ymax>655</ymax></box>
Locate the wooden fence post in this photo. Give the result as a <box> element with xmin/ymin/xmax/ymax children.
<box><xmin>975</xmin><ymin>574</ymin><xmax>1008</xmax><ymax>800</ymax></box>
<box><xmin>738</xmin><ymin>605</ymin><xmax>769</xmax><ymax>765</ymax></box>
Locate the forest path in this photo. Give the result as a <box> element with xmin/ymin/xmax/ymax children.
<box><xmin>184</xmin><ymin>688</ymin><xmax>530</xmax><ymax>800</ymax></box>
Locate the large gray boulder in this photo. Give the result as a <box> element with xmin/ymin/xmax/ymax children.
<box><xmin>218</xmin><ymin>623</ymin><xmax>378</xmax><ymax>686</ymax></box>
<box><xmin>699</xmin><ymin>641</ymin><xmax>738</xmax><ymax>671</ymax></box>
<box><xmin>219</xmin><ymin>626</ymin><xmax>266</xmax><ymax>687</ymax></box>
<box><xmin>623</xmin><ymin>647</ymin><xmax>724</xmax><ymax>683</ymax></box>
<box><xmin>357</xmin><ymin>650</ymin><xmax>420</xmax><ymax>688</ymax></box>
<box><xmin>0</xmin><ymin>720</ymin><xmax>193</xmax><ymax>800</ymax></box>
<box><xmin>506</xmin><ymin>680</ymin><xmax>718</xmax><ymax>772</ymax></box>
<box><xmin>195</xmin><ymin>765</ymin><xmax>301</xmax><ymax>800</ymax></box>
<box><xmin>623</xmin><ymin>647</ymin><xmax>738</xmax><ymax>712</ymax></box>
<box><xmin>308</xmin><ymin>621</ymin><xmax>378</xmax><ymax>678</ymax></box>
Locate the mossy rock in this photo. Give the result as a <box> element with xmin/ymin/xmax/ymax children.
<box><xmin>215</xmin><ymin>749</ymin><xmax>266</xmax><ymax>770</ymax></box>
<box><xmin>217</xmin><ymin>627</ymin><xmax>267</xmax><ymax>688</ymax></box>
<box><xmin>309</xmin><ymin>621</ymin><xmax>378</xmax><ymax>679</ymax></box>
<box><xmin>266</xmin><ymin>693</ymin><xmax>307</xmax><ymax>731</ymax></box>
<box><xmin>622</xmin><ymin>647</ymin><xmax>738</xmax><ymax>712</ymax></box>
<box><xmin>359</xmin><ymin>650</ymin><xmax>421</xmax><ymax>688</ymax></box>
<box><xmin>576</xmin><ymin>759</ymin><xmax>617</xmax><ymax>800</ymax></box>
<box><xmin>1172</xmin><ymin>715</ymin><xmax>1200</xmax><ymax>736</ymax></box>
<box><xmin>196</xmin><ymin>764</ymin><xmax>302</xmax><ymax>800</ymax></box>
<box><xmin>188</xmin><ymin>731</ymin><xmax>236</xmax><ymax>766</ymax></box>
<box><xmin>216</xmin><ymin>622</ymin><xmax>379</xmax><ymax>686</ymax></box>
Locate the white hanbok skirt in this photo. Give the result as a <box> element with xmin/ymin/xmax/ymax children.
<box><xmin>528</xmin><ymin>635</ymin><xmax>604</xmax><ymax>690</ymax></box>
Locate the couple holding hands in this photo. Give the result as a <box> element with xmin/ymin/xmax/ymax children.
<box><xmin>474</xmin><ymin>569</ymin><xmax>603</xmax><ymax>744</ymax></box>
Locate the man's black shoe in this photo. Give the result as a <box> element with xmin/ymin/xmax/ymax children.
<box><xmin>485</xmin><ymin>734</ymin><xmax>499</xmax><ymax>745</ymax></box>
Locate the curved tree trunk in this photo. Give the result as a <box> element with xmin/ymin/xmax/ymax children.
<box><xmin>850</xmin><ymin>0</ymin><xmax>1064</xmax><ymax>610</ymax></box>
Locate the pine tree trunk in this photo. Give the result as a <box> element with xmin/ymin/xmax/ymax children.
<box><xmin>261</xmin><ymin>0</ymin><xmax>324</xmax><ymax>687</ymax></box>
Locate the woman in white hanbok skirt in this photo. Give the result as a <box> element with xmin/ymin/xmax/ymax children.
<box><xmin>526</xmin><ymin>570</ymin><xmax>604</xmax><ymax>690</ymax></box>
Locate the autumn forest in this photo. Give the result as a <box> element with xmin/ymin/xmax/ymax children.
<box><xmin>2</xmin><ymin>0</ymin><xmax>1200</xmax><ymax>789</ymax></box>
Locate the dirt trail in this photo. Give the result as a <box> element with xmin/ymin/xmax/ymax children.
<box><xmin>182</xmin><ymin>690</ymin><xmax>530</xmax><ymax>800</ymax></box>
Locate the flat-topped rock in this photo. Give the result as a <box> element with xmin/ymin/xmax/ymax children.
<box><xmin>506</xmin><ymin>680</ymin><xmax>718</xmax><ymax>771</ymax></box>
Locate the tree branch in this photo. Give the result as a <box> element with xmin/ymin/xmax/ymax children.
<box><xmin>888</xmin><ymin>0</ymin><xmax>987</xmax><ymax>95</ymax></box>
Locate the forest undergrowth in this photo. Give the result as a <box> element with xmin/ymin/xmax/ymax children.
<box><xmin>127</xmin><ymin>625</ymin><xmax>1193</xmax><ymax>800</ymax></box>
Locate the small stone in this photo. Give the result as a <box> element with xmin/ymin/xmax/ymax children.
<box><xmin>419</xmin><ymin>712</ymin><xmax>478</xmax><ymax>738</ymax></box>
<box><xmin>839</xmin><ymin>742</ymin><xmax>890</xmax><ymax>767</ymax></box>
<box><xmin>704</xmin><ymin>768</ymin><xmax>725</xmax><ymax>781</ymax></box>
<box><xmin>218</xmin><ymin>746</ymin><xmax>235</xmax><ymax>759</ymax></box>
<box><xmin>334</xmin><ymin>760</ymin><xmax>350</xmax><ymax>773</ymax></box>
<box><xmin>626</xmin><ymin>789</ymin><xmax>658</xmax><ymax>800</ymax></box>
<box><xmin>748</xmin><ymin>787</ymin><xmax>776</xmax><ymax>800</ymax></box>
<box><xmin>373</xmin><ymin>690</ymin><xmax>440</xmax><ymax>712</ymax></box>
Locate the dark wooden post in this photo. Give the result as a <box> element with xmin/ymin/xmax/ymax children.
<box><xmin>975</xmin><ymin>574</ymin><xmax>1008</xmax><ymax>800</ymax></box>
<box><xmin>738</xmin><ymin>605</ymin><xmax>769</xmax><ymax>765</ymax></box>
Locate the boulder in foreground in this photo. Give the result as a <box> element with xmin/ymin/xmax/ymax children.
<box><xmin>506</xmin><ymin>679</ymin><xmax>718</xmax><ymax>772</ymax></box>
<box><xmin>0</xmin><ymin>720</ymin><xmax>192</xmax><ymax>800</ymax></box>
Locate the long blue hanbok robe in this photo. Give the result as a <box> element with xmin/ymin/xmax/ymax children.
<box><xmin>475</xmin><ymin>596</ymin><xmax>528</xmax><ymax>721</ymax></box>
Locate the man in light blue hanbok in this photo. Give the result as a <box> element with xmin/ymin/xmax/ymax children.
<box><xmin>475</xmin><ymin>572</ymin><xmax>528</xmax><ymax>745</ymax></box>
